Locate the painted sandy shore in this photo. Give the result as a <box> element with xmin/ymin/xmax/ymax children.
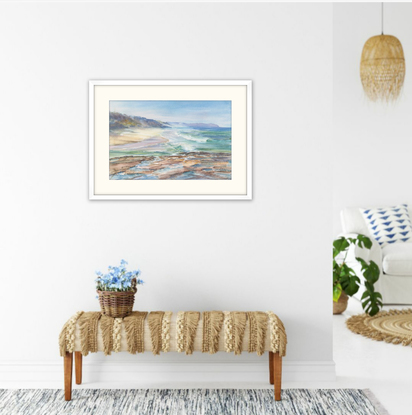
<box><xmin>110</xmin><ymin>128</ymin><xmax>166</xmax><ymax>147</ymax></box>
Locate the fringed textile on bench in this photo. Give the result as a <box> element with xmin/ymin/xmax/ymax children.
<box><xmin>59</xmin><ymin>311</ymin><xmax>83</xmax><ymax>356</ymax></box>
<box><xmin>124</xmin><ymin>311</ymin><xmax>148</xmax><ymax>354</ymax></box>
<box><xmin>248</xmin><ymin>311</ymin><xmax>268</xmax><ymax>356</ymax></box>
<box><xmin>177</xmin><ymin>311</ymin><xmax>201</xmax><ymax>355</ymax></box>
<box><xmin>148</xmin><ymin>311</ymin><xmax>165</xmax><ymax>355</ymax></box>
<box><xmin>78</xmin><ymin>312</ymin><xmax>102</xmax><ymax>356</ymax></box>
<box><xmin>59</xmin><ymin>310</ymin><xmax>287</xmax><ymax>358</ymax></box>
<box><xmin>202</xmin><ymin>311</ymin><xmax>224</xmax><ymax>354</ymax></box>
<box><xmin>267</xmin><ymin>311</ymin><xmax>287</xmax><ymax>357</ymax></box>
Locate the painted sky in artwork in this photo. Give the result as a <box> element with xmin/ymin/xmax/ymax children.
<box><xmin>110</xmin><ymin>100</ymin><xmax>232</xmax><ymax>128</ymax></box>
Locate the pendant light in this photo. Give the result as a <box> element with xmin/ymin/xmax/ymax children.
<box><xmin>360</xmin><ymin>3</ymin><xmax>405</xmax><ymax>102</ymax></box>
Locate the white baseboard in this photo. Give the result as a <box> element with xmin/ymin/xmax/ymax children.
<box><xmin>0</xmin><ymin>360</ymin><xmax>336</xmax><ymax>388</ymax></box>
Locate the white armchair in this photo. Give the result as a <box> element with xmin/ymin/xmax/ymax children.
<box><xmin>340</xmin><ymin>207</ymin><xmax>412</xmax><ymax>304</ymax></box>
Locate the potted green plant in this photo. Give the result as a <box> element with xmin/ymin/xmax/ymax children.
<box><xmin>333</xmin><ymin>234</ymin><xmax>382</xmax><ymax>316</ymax></box>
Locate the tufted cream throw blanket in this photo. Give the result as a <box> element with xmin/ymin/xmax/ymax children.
<box><xmin>59</xmin><ymin>311</ymin><xmax>287</xmax><ymax>358</ymax></box>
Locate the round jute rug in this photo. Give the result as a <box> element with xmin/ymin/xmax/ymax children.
<box><xmin>346</xmin><ymin>309</ymin><xmax>412</xmax><ymax>347</ymax></box>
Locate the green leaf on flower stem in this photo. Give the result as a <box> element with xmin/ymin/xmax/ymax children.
<box><xmin>340</xmin><ymin>263</ymin><xmax>356</xmax><ymax>278</ymax></box>
<box><xmin>333</xmin><ymin>237</ymin><xmax>350</xmax><ymax>256</ymax></box>
<box><xmin>356</xmin><ymin>234</ymin><xmax>372</xmax><ymax>249</ymax></box>
<box><xmin>356</xmin><ymin>257</ymin><xmax>368</xmax><ymax>270</ymax></box>
<box><xmin>333</xmin><ymin>284</ymin><xmax>342</xmax><ymax>302</ymax></box>
<box><xmin>366</xmin><ymin>260</ymin><xmax>380</xmax><ymax>283</ymax></box>
<box><xmin>339</xmin><ymin>263</ymin><xmax>350</xmax><ymax>276</ymax></box>
<box><xmin>364</xmin><ymin>281</ymin><xmax>374</xmax><ymax>293</ymax></box>
<box><xmin>340</xmin><ymin>273</ymin><xmax>360</xmax><ymax>296</ymax></box>
<box><xmin>357</xmin><ymin>259</ymin><xmax>380</xmax><ymax>284</ymax></box>
<box><xmin>361</xmin><ymin>290</ymin><xmax>383</xmax><ymax>316</ymax></box>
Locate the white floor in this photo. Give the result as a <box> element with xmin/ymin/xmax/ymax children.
<box><xmin>257</xmin><ymin>299</ymin><xmax>411</xmax><ymax>415</ymax></box>
<box><xmin>325</xmin><ymin>300</ymin><xmax>410</xmax><ymax>415</ymax></box>
<box><xmin>280</xmin><ymin>299</ymin><xmax>410</xmax><ymax>415</ymax></box>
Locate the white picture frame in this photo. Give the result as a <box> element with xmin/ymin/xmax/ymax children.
<box><xmin>89</xmin><ymin>80</ymin><xmax>252</xmax><ymax>200</ymax></box>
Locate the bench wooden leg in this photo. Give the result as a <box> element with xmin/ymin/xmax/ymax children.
<box><xmin>75</xmin><ymin>352</ymin><xmax>82</xmax><ymax>385</ymax></box>
<box><xmin>269</xmin><ymin>351</ymin><xmax>274</xmax><ymax>385</ymax></box>
<box><xmin>273</xmin><ymin>352</ymin><xmax>282</xmax><ymax>401</ymax></box>
<box><xmin>64</xmin><ymin>352</ymin><xmax>73</xmax><ymax>401</ymax></box>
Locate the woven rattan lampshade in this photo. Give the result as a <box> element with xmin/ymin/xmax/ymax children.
<box><xmin>360</xmin><ymin>34</ymin><xmax>405</xmax><ymax>102</ymax></box>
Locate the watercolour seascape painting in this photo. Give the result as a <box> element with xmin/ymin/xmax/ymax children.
<box><xmin>109</xmin><ymin>101</ymin><xmax>232</xmax><ymax>180</ymax></box>
<box><xmin>89</xmin><ymin>80</ymin><xmax>252</xmax><ymax>200</ymax></box>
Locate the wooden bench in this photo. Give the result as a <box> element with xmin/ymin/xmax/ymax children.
<box><xmin>60</xmin><ymin>311</ymin><xmax>287</xmax><ymax>402</ymax></box>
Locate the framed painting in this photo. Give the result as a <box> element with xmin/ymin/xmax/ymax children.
<box><xmin>89</xmin><ymin>80</ymin><xmax>252</xmax><ymax>200</ymax></box>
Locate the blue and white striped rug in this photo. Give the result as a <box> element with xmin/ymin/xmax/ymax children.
<box><xmin>0</xmin><ymin>389</ymin><xmax>388</xmax><ymax>415</ymax></box>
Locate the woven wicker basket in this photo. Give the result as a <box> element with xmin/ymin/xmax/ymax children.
<box><xmin>97</xmin><ymin>278</ymin><xmax>137</xmax><ymax>318</ymax></box>
<box><xmin>333</xmin><ymin>292</ymin><xmax>348</xmax><ymax>315</ymax></box>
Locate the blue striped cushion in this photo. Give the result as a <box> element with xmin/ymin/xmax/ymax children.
<box><xmin>361</xmin><ymin>204</ymin><xmax>412</xmax><ymax>247</ymax></box>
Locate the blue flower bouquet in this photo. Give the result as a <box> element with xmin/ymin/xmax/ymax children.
<box><xmin>95</xmin><ymin>260</ymin><xmax>143</xmax><ymax>318</ymax></box>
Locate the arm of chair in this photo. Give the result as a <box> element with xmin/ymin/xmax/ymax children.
<box><xmin>337</xmin><ymin>233</ymin><xmax>382</xmax><ymax>268</ymax></box>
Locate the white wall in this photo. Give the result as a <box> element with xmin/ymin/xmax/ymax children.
<box><xmin>333</xmin><ymin>3</ymin><xmax>412</xmax><ymax>236</ymax></box>
<box><xmin>0</xmin><ymin>2</ymin><xmax>333</xmax><ymax>385</ymax></box>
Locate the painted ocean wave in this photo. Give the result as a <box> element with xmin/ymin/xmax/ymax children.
<box><xmin>109</xmin><ymin>125</ymin><xmax>231</xmax><ymax>180</ymax></box>
<box><xmin>110</xmin><ymin>126</ymin><xmax>231</xmax><ymax>158</ymax></box>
